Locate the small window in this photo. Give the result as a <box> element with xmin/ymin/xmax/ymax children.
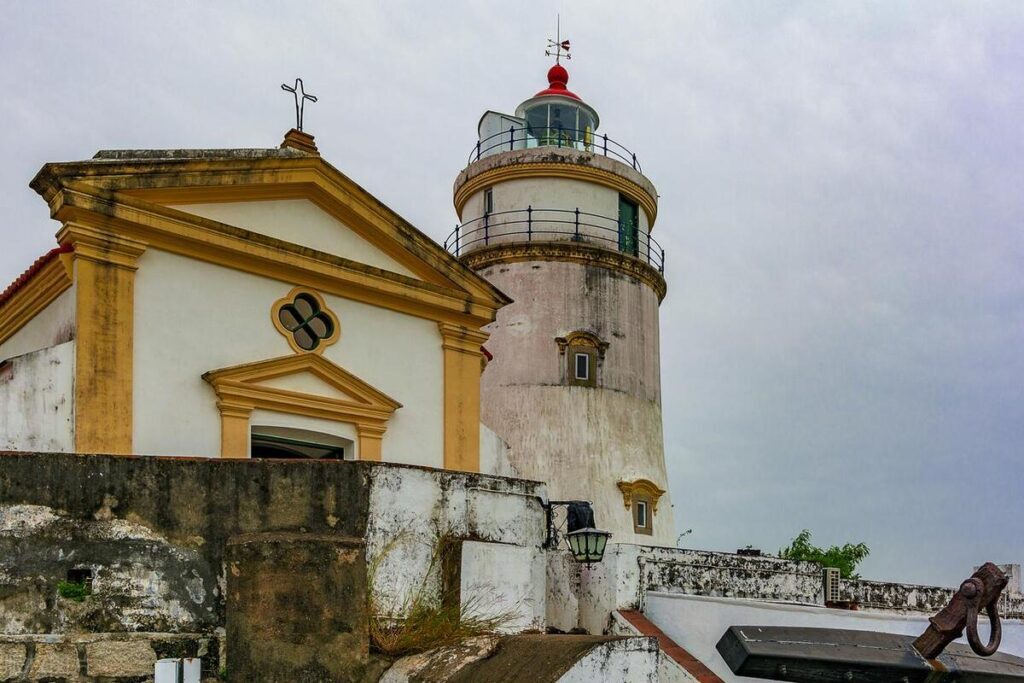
<box><xmin>484</xmin><ymin>188</ymin><xmax>494</xmax><ymax>215</ymax></box>
<box><xmin>567</xmin><ymin>347</ymin><xmax>596</xmax><ymax>388</ymax></box>
<box><xmin>633</xmin><ymin>495</ymin><xmax>653</xmax><ymax>535</ymax></box>
<box><xmin>574</xmin><ymin>353</ymin><xmax>590</xmax><ymax>381</ymax></box>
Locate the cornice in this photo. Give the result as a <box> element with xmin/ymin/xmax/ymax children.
<box><xmin>461</xmin><ymin>241</ymin><xmax>667</xmax><ymax>302</ymax></box>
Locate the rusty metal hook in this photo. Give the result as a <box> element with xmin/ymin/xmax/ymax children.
<box><xmin>962</xmin><ymin>577</ymin><xmax>1002</xmax><ymax>656</ymax></box>
<box><xmin>912</xmin><ymin>562</ymin><xmax>1008</xmax><ymax>659</ymax></box>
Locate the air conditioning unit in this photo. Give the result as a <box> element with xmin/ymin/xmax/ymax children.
<box><xmin>155</xmin><ymin>658</ymin><xmax>200</xmax><ymax>683</ymax></box>
<box><xmin>823</xmin><ymin>567</ymin><xmax>841</xmax><ymax>603</ymax></box>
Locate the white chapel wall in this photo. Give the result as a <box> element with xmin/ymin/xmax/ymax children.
<box><xmin>0</xmin><ymin>286</ymin><xmax>75</xmax><ymax>362</ymax></box>
<box><xmin>178</xmin><ymin>199</ymin><xmax>417</xmax><ymax>278</ymax></box>
<box><xmin>0</xmin><ymin>341</ymin><xmax>74</xmax><ymax>452</ymax></box>
<box><xmin>132</xmin><ymin>248</ymin><xmax>444</xmax><ymax>466</ymax></box>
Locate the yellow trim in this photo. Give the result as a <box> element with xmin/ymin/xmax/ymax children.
<box><xmin>57</xmin><ymin>223</ymin><xmax>147</xmax><ymax>454</ymax></box>
<box><xmin>617</xmin><ymin>479</ymin><xmax>667</xmax><ymax>515</ymax></box>
<box><xmin>463</xmin><ymin>241</ymin><xmax>667</xmax><ymax>301</ymax></box>
<box><xmin>0</xmin><ymin>255</ymin><xmax>73</xmax><ymax>347</ymax></box>
<box><xmin>33</xmin><ymin>156</ymin><xmax>510</xmax><ymax>307</ymax></box>
<box><xmin>51</xmin><ymin>182</ymin><xmax>502</xmax><ymax>329</ymax></box>
<box><xmin>271</xmin><ymin>287</ymin><xmax>341</xmax><ymax>355</ymax></box>
<box><xmin>439</xmin><ymin>323</ymin><xmax>488</xmax><ymax>472</ymax></box>
<box><xmin>454</xmin><ymin>162</ymin><xmax>658</xmax><ymax>228</ymax></box>
<box><xmin>202</xmin><ymin>353</ymin><xmax>402</xmax><ymax>460</ymax></box>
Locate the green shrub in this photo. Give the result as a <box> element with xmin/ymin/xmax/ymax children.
<box><xmin>57</xmin><ymin>580</ymin><xmax>90</xmax><ymax>602</ymax></box>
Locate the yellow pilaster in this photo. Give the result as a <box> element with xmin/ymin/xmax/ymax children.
<box><xmin>438</xmin><ymin>323</ymin><xmax>488</xmax><ymax>473</ymax></box>
<box><xmin>58</xmin><ymin>224</ymin><xmax>146</xmax><ymax>455</ymax></box>
<box><xmin>219</xmin><ymin>404</ymin><xmax>253</xmax><ymax>458</ymax></box>
<box><xmin>357</xmin><ymin>424</ymin><xmax>386</xmax><ymax>461</ymax></box>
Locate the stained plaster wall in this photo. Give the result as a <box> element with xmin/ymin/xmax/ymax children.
<box><xmin>477</xmin><ymin>258</ymin><xmax>673</xmax><ymax>546</ymax></box>
<box><xmin>132</xmin><ymin>248</ymin><xmax>444</xmax><ymax>466</ymax></box>
<box><xmin>0</xmin><ymin>342</ymin><xmax>74</xmax><ymax>453</ymax></box>
<box><xmin>0</xmin><ymin>286</ymin><xmax>75</xmax><ymax>363</ymax></box>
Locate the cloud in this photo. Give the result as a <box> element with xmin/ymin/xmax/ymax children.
<box><xmin>0</xmin><ymin>0</ymin><xmax>1020</xmax><ymax>586</ymax></box>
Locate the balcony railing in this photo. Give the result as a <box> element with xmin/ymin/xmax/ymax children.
<box><xmin>443</xmin><ymin>207</ymin><xmax>665</xmax><ymax>273</ymax></box>
<box><xmin>469</xmin><ymin>126</ymin><xmax>642</xmax><ymax>172</ymax></box>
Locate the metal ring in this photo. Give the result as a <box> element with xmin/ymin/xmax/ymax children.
<box><xmin>964</xmin><ymin>579</ymin><xmax>1002</xmax><ymax>656</ymax></box>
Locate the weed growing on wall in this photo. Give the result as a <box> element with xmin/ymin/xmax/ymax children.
<box><xmin>367</xmin><ymin>532</ymin><xmax>519</xmax><ymax>656</ymax></box>
<box><xmin>56</xmin><ymin>579</ymin><xmax>90</xmax><ymax>602</ymax></box>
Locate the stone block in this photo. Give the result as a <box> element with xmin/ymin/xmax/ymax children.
<box><xmin>0</xmin><ymin>643</ymin><xmax>26</xmax><ymax>680</ymax></box>
<box><xmin>29</xmin><ymin>643</ymin><xmax>79</xmax><ymax>678</ymax></box>
<box><xmin>86</xmin><ymin>640</ymin><xmax>156</xmax><ymax>677</ymax></box>
<box><xmin>226</xmin><ymin>532</ymin><xmax>369</xmax><ymax>683</ymax></box>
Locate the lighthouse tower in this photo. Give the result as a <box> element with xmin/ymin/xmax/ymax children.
<box><xmin>448</xmin><ymin>49</ymin><xmax>675</xmax><ymax>546</ymax></box>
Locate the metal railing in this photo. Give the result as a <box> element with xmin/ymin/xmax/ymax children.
<box><xmin>469</xmin><ymin>126</ymin><xmax>641</xmax><ymax>172</ymax></box>
<box><xmin>443</xmin><ymin>207</ymin><xmax>664</xmax><ymax>273</ymax></box>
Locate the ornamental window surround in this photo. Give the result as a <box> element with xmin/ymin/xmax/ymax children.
<box><xmin>555</xmin><ymin>331</ymin><xmax>609</xmax><ymax>388</ymax></box>
<box><xmin>272</xmin><ymin>288</ymin><xmax>340</xmax><ymax>354</ymax></box>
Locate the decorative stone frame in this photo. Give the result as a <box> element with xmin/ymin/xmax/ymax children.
<box><xmin>555</xmin><ymin>331</ymin><xmax>609</xmax><ymax>388</ymax></box>
<box><xmin>617</xmin><ymin>479</ymin><xmax>666</xmax><ymax>536</ymax></box>
<box><xmin>272</xmin><ymin>287</ymin><xmax>340</xmax><ymax>355</ymax></box>
<box><xmin>203</xmin><ymin>353</ymin><xmax>401</xmax><ymax>460</ymax></box>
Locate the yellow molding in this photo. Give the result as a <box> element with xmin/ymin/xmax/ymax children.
<box><xmin>271</xmin><ymin>287</ymin><xmax>341</xmax><ymax>355</ymax></box>
<box><xmin>53</xmin><ymin>183</ymin><xmax>501</xmax><ymax>329</ymax></box>
<box><xmin>454</xmin><ymin>162</ymin><xmax>658</xmax><ymax>228</ymax></box>
<box><xmin>616</xmin><ymin>479</ymin><xmax>667</xmax><ymax>515</ymax></box>
<box><xmin>58</xmin><ymin>225</ymin><xmax>147</xmax><ymax>455</ymax></box>
<box><xmin>0</xmin><ymin>257</ymin><xmax>72</xmax><ymax>348</ymax></box>
<box><xmin>203</xmin><ymin>353</ymin><xmax>401</xmax><ymax>460</ymax></box>
<box><xmin>463</xmin><ymin>241</ymin><xmax>668</xmax><ymax>301</ymax></box>
<box><xmin>32</xmin><ymin>156</ymin><xmax>510</xmax><ymax>308</ymax></box>
<box><xmin>438</xmin><ymin>323</ymin><xmax>488</xmax><ymax>473</ymax></box>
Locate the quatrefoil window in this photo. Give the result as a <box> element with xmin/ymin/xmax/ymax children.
<box><xmin>272</xmin><ymin>289</ymin><xmax>340</xmax><ymax>353</ymax></box>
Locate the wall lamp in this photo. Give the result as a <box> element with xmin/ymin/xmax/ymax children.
<box><xmin>544</xmin><ymin>500</ymin><xmax>612</xmax><ymax>564</ymax></box>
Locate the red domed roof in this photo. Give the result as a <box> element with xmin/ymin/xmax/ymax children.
<box><xmin>534</xmin><ymin>64</ymin><xmax>581</xmax><ymax>101</ymax></box>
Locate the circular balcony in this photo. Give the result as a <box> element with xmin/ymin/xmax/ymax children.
<box><xmin>443</xmin><ymin>207</ymin><xmax>665</xmax><ymax>273</ymax></box>
<box><xmin>469</xmin><ymin>126</ymin><xmax>641</xmax><ymax>173</ymax></box>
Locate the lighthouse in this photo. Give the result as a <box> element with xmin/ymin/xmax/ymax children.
<box><xmin>447</xmin><ymin>48</ymin><xmax>675</xmax><ymax>546</ymax></box>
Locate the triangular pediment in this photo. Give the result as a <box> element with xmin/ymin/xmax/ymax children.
<box><xmin>31</xmin><ymin>150</ymin><xmax>511</xmax><ymax>321</ymax></box>
<box><xmin>202</xmin><ymin>353</ymin><xmax>401</xmax><ymax>417</ymax></box>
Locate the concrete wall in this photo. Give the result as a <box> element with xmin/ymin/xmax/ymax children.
<box><xmin>132</xmin><ymin>248</ymin><xmax>444</xmax><ymax>465</ymax></box>
<box><xmin>0</xmin><ymin>342</ymin><xmax>74</xmax><ymax>453</ymax></box>
<box><xmin>644</xmin><ymin>593</ymin><xmax>1024</xmax><ymax>683</ymax></box>
<box><xmin>0</xmin><ymin>286</ymin><xmax>75</xmax><ymax>362</ymax></box>
<box><xmin>477</xmin><ymin>258</ymin><xmax>672</xmax><ymax>546</ymax></box>
<box><xmin>180</xmin><ymin>199</ymin><xmax>416</xmax><ymax>278</ymax></box>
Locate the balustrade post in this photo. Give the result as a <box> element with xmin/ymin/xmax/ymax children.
<box><xmin>574</xmin><ymin>208</ymin><xmax>580</xmax><ymax>241</ymax></box>
<box><xmin>660</xmin><ymin>248</ymin><xmax>665</xmax><ymax>273</ymax></box>
<box><xmin>509</xmin><ymin>126</ymin><xmax>515</xmax><ymax>152</ymax></box>
<box><xmin>475</xmin><ymin>140</ymin><xmax>481</xmax><ymax>161</ymax></box>
<box><xmin>632</xmin><ymin>152</ymin><xmax>637</xmax><ymax>170</ymax></box>
<box><xmin>603</xmin><ymin>134</ymin><xmax>608</xmax><ymax>156</ymax></box>
<box><xmin>484</xmin><ymin>213</ymin><xmax>489</xmax><ymax>245</ymax></box>
<box><xmin>455</xmin><ymin>224</ymin><xmax>460</xmax><ymax>257</ymax></box>
<box><xmin>527</xmin><ymin>205</ymin><xmax>532</xmax><ymax>241</ymax></box>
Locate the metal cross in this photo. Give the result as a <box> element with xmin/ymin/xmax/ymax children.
<box><xmin>280</xmin><ymin>78</ymin><xmax>318</xmax><ymax>132</ymax></box>
<box><xmin>545</xmin><ymin>15</ymin><xmax>571</xmax><ymax>63</ymax></box>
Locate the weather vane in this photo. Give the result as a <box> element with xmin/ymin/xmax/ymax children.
<box><xmin>545</xmin><ymin>15</ymin><xmax>571</xmax><ymax>63</ymax></box>
<box><xmin>281</xmin><ymin>78</ymin><xmax>318</xmax><ymax>132</ymax></box>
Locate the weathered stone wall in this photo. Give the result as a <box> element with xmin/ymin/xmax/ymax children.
<box><xmin>0</xmin><ymin>452</ymin><xmax>550</xmax><ymax>681</ymax></box>
<box><xmin>840</xmin><ymin>577</ymin><xmax>1024</xmax><ymax>617</ymax></box>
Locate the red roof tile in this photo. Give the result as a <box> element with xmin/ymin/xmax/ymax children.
<box><xmin>618</xmin><ymin>609</ymin><xmax>725</xmax><ymax>683</ymax></box>
<box><xmin>0</xmin><ymin>245</ymin><xmax>73</xmax><ymax>308</ymax></box>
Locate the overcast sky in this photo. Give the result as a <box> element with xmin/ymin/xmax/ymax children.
<box><xmin>1</xmin><ymin>1</ymin><xmax>1021</xmax><ymax>587</ymax></box>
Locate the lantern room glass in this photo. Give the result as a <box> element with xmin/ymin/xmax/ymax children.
<box><xmin>524</xmin><ymin>102</ymin><xmax>595</xmax><ymax>152</ymax></box>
